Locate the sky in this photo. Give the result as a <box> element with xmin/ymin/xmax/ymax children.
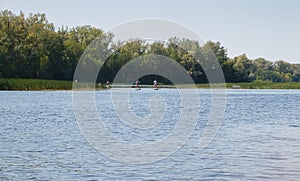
<box><xmin>1</xmin><ymin>0</ymin><xmax>300</xmax><ymax>63</ymax></box>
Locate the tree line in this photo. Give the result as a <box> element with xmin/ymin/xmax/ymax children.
<box><xmin>1</xmin><ymin>10</ymin><xmax>300</xmax><ymax>84</ymax></box>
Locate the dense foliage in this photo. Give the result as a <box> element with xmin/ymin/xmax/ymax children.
<box><xmin>1</xmin><ymin>10</ymin><xmax>300</xmax><ymax>84</ymax></box>
<box><xmin>0</xmin><ymin>78</ymin><xmax>72</xmax><ymax>90</ymax></box>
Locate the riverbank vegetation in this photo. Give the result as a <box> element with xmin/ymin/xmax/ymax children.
<box><xmin>222</xmin><ymin>81</ymin><xmax>300</xmax><ymax>89</ymax></box>
<box><xmin>1</xmin><ymin>10</ymin><xmax>300</xmax><ymax>87</ymax></box>
<box><xmin>1</xmin><ymin>78</ymin><xmax>300</xmax><ymax>90</ymax></box>
<box><xmin>0</xmin><ymin>79</ymin><xmax>72</xmax><ymax>90</ymax></box>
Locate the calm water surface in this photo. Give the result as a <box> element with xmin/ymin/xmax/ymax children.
<box><xmin>0</xmin><ymin>89</ymin><xmax>300</xmax><ymax>180</ymax></box>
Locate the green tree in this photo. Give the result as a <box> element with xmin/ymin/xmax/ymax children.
<box><xmin>202</xmin><ymin>41</ymin><xmax>228</xmax><ymax>65</ymax></box>
<box><xmin>232</xmin><ymin>54</ymin><xmax>253</xmax><ymax>82</ymax></box>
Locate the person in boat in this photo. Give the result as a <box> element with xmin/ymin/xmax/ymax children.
<box><xmin>135</xmin><ymin>80</ymin><xmax>140</xmax><ymax>89</ymax></box>
<box><xmin>153</xmin><ymin>79</ymin><xmax>158</xmax><ymax>89</ymax></box>
<box><xmin>106</xmin><ymin>80</ymin><xmax>110</xmax><ymax>88</ymax></box>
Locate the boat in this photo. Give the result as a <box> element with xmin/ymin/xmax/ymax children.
<box><xmin>232</xmin><ymin>85</ymin><xmax>241</xmax><ymax>89</ymax></box>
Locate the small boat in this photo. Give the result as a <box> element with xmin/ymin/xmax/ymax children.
<box><xmin>232</xmin><ymin>85</ymin><xmax>241</xmax><ymax>89</ymax></box>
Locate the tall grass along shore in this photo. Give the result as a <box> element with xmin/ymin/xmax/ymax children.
<box><xmin>1</xmin><ymin>79</ymin><xmax>300</xmax><ymax>90</ymax></box>
<box><xmin>0</xmin><ymin>79</ymin><xmax>72</xmax><ymax>90</ymax></box>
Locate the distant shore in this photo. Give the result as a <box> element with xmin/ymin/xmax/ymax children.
<box><xmin>1</xmin><ymin>79</ymin><xmax>300</xmax><ymax>90</ymax></box>
<box><xmin>222</xmin><ymin>82</ymin><xmax>300</xmax><ymax>89</ymax></box>
<box><xmin>0</xmin><ymin>79</ymin><xmax>73</xmax><ymax>90</ymax></box>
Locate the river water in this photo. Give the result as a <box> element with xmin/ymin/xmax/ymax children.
<box><xmin>0</xmin><ymin>89</ymin><xmax>299</xmax><ymax>180</ymax></box>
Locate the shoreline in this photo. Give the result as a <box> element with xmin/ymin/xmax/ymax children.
<box><xmin>1</xmin><ymin>78</ymin><xmax>300</xmax><ymax>90</ymax></box>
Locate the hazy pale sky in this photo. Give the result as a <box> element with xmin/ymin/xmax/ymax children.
<box><xmin>1</xmin><ymin>0</ymin><xmax>299</xmax><ymax>63</ymax></box>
